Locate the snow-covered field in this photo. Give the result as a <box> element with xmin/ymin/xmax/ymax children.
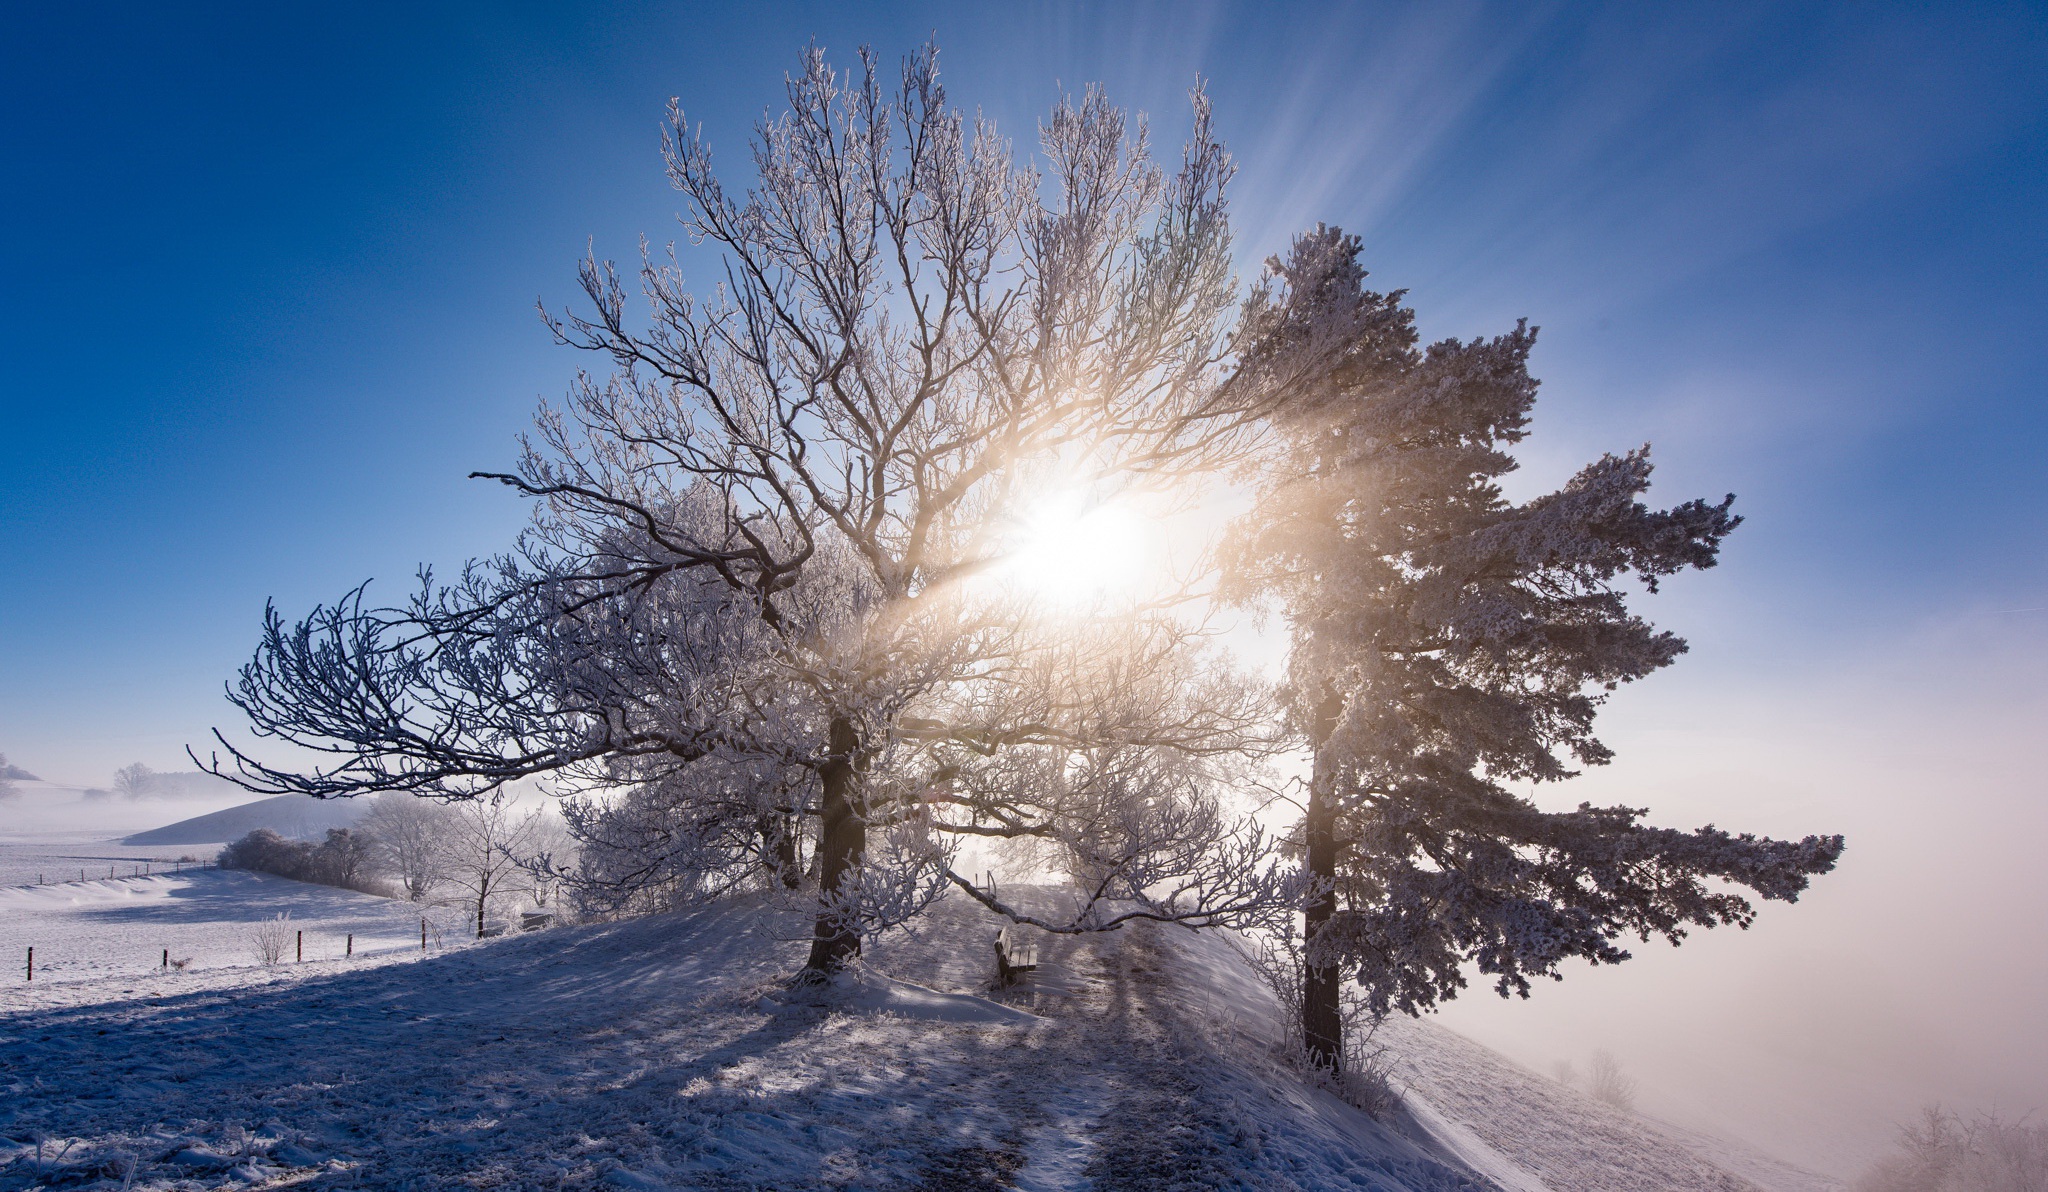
<box><xmin>0</xmin><ymin>869</ymin><xmax>449</xmax><ymax>989</ymax></box>
<box><xmin>0</xmin><ymin>871</ymin><xmax>1840</xmax><ymax>1191</ymax></box>
<box><xmin>0</xmin><ymin>789</ymin><xmax>251</xmax><ymax>889</ymax></box>
<box><xmin>0</xmin><ymin>840</ymin><xmax>211</xmax><ymax>891</ymax></box>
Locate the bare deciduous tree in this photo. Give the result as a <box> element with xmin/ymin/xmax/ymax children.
<box><xmin>1588</xmin><ymin>1050</ymin><xmax>1638</xmax><ymax>1112</ymax></box>
<box><xmin>1856</xmin><ymin>1106</ymin><xmax>2048</xmax><ymax>1192</ymax></box>
<box><xmin>202</xmin><ymin>43</ymin><xmax>1332</xmax><ymax>981</ymax></box>
<box><xmin>435</xmin><ymin>796</ymin><xmax>545</xmax><ymax>939</ymax></box>
<box><xmin>112</xmin><ymin>763</ymin><xmax>157</xmax><ymax>800</ymax></box>
<box><xmin>362</xmin><ymin>794</ymin><xmax>456</xmax><ymax>902</ymax></box>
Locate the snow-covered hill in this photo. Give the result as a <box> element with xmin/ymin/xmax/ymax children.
<box><xmin>0</xmin><ymin>887</ymin><xmax>1834</xmax><ymax>1190</ymax></box>
<box><xmin>119</xmin><ymin>793</ymin><xmax>366</xmax><ymax>846</ymax></box>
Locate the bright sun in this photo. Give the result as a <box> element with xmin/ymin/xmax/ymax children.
<box><xmin>1000</xmin><ymin>492</ymin><xmax>1152</xmax><ymax>605</ymax></box>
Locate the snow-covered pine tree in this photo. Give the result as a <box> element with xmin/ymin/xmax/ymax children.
<box><xmin>1226</xmin><ymin>225</ymin><xmax>1845</xmax><ymax>1073</ymax></box>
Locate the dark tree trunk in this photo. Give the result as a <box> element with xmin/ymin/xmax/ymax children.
<box><xmin>757</xmin><ymin>812</ymin><xmax>801</xmax><ymax>889</ymax></box>
<box><xmin>1303</xmin><ymin>694</ymin><xmax>1343</xmax><ymax>1073</ymax></box>
<box><xmin>802</xmin><ymin>716</ymin><xmax>864</xmax><ymax>978</ymax></box>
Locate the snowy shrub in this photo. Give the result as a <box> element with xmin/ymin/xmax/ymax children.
<box><xmin>218</xmin><ymin>828</ymin><xmax>389</xmax><ymax>895</ymax></box>
<box><xmin>1552</xmin><ymin>1059</ymin><xmax>1580</xmax><ymax>1087</ymax></box>
<box><xmin>1336</xmin><ymin>1016</ymin><xmax>1403</xmax><ymax>1120</ymax></box>
<box><xmin>1589</xmin><ymin>1050</ymin><xmax>1638</xmax><ymax>1112</ymax></box>
<box><xmin>1855</xmin><ymin>1106</ymin><xmax>2048</xmax><ymax>1192</ymax></box>
<box><xmin>1236</xmin><ymin>921</ymin><xmax>1405</xmax><ymax>1119</ymax></box>
<box><xmin>249</xmin><ymin>913</ymin><xmax>292</xmax><ymax>966</ymax></box>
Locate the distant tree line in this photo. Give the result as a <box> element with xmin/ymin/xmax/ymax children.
<box><xmin>97</xmin><ymin>763</ymin><xmax>235</xmax><ymax>800</ymax></box>
<box><xmin>220</xmin><ymin>827</ymin><xmax>382</xmax><ymax>894</ymax></box>
<box><xmin>216</xmin><ymin>794</ymin><xmax>567</xmax><ymax>938</ymax></box>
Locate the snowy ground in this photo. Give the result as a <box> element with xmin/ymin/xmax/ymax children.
<box><xmin>0</xmin><ymin>881</ymin><xmax>1837</xmax><ymax>1190</ymax></box>
<box><xmin>0</xmin><ymin>788</ymin><xmax>249</xmax><ymax>889</ymax></box>
<box><xmin>1378</xmin><ymin>1015</ymin><xmax>1841</xmax><ymax>1192</ymax></box>
<box><xmin>0</xmin><ymin>869</ymin><xmax>453</xmax><ymax>988</ymax></box>
<box><xmin>0</xmin><ymin>841</ymin><xmax>213</xmax><ymax>891</ymax></box>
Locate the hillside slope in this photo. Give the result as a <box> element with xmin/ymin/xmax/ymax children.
<box><xmin>120</xmin><ymin>794</ymin><xmax>366</xmax><ymax>846</ymax></box>
<box><xmin>0</xmin><ymin>890</ymin><xmax>1818</xmax><ymax>1190</ymax></box>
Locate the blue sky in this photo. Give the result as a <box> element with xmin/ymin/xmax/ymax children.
<box><xmin>3</xmin><ymin>2</ymin><xmax>2042</xmax><ymax>779</ymax></box>
<box><xmin>4</xmin><ymin>1</ymin><xmax>2046</xmax><ymax>1166</ymax></box>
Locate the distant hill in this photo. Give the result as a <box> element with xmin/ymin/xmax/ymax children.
<box><xmin>121</xmin><ymin>794</ymin><xmax>368</xmax><ymax>846</ymax></box>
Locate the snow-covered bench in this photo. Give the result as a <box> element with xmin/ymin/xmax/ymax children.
<box><xmin>995</xmin><ymin>923</ymin><xmax>1038</xmax><ymax>987</ymax></box>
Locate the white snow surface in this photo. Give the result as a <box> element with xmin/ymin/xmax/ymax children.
<box><xmin>0</xmin><ymin>869</ymin><xmax>449</xmax><ymax>984</ymax></box>
<box><xmin>1376</xmin><ymin>1014</ymin><xmax>1841</xmax><ymax>1192</ymax></box>
<box><xmin>0</xmin><ymin>881</ymin><xmax>1833</xmax><ymax>1190</ymax></box>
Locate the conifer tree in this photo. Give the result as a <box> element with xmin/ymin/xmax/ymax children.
<box><xmin>1228</xmin><ymin>226</ymin><xmax>1845</xmax><ymax>1072</ymax></box>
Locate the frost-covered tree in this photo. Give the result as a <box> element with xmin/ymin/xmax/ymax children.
<box><xmin>362</xmin><ymin>794</ymin><xmax>457</xmax><ymax>902</ymax></box>
<box><xmin>113</xmin><ymin>762</ymin><xmax>158</xmax><ymax>799</ymax></box>
<box><xmin>0</xmin><ymin>754</ymin><xmax>17</xmax><ymax>802</ymax></box>
<box><xmin>201</xmin><ymin>44</ymin><xmax>1328</xmax><ymax>980</ymax></box>
<box><xmin>1588</xmin><ymin>1050</ymin><xmax>1638</xmax><ymax>1112</ymax></box>
<box><xmin>434</xmin><ymin>796</ymin><xmax>545</xmax><ymax>938</ymax></box>
<box><xmin>1856</xmin><ymin>1106</ymin><xmax>2048</xmax><ymax>1192</ymax></box>
<box><xmin>1226</xmin><ymin>226</ymin><xmax>1845</xmax><ymax>1072</ymax></box>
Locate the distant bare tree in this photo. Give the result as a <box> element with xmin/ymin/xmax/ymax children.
<box><xmin>219</xmin><ymin>828</ymin><xmax>387</xmax><ymax>895</ymax></box>
<box><xmin>319</xmin><ymin>828</ymin><xmax>374</xmax><ymax>890</ymax></box>
<box><xmin>113</xmin><ymin>763</ymin><xmax>158</xmax><ymax>800</ymax></box>
<box><xmin>1589</xmin><ymin>1049</ymin><xmax>1638</xmax><ymax>1112</ymax></box>
<box><xmin>362</xmin><ymin>794</ymin><xmax>456</xmax><ymax>902</ymax></box>
<box><xmin>435</xmin><ymin>797</ymin><xmax>544</xmax><ymax>938</ymax></box>
<box><xmin>1857</xmin><ymin>1105</ymin><xmax>2048</xmax><ymax>1192</ymax></box>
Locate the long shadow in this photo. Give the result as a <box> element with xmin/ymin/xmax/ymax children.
<box><xmin>40</xmin><ymin>872</ymin><xmax>412</xmax><ymax>928</ymax></box>
<box><xmin>0</xmin><ymin>904</ymin><xmax>1072</xmax><ymax>1190</ymax></box>
<box><xmin>0</xmin><ymin>895</ymin><xmax>1490</xmax><ymax>1191</ymax></box>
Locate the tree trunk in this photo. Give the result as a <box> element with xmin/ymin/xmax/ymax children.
<box><xmin>1303</xmin><ymin>694</ymin><xmax>1344</xmax><ymax>1074</ymax></box>
<box><xmin>802</xmin><ymin>716</ymin><xmax>864</xmax><ymax>979</ymax></box>
<box><xmin>758</xmin><ymin>812</ymin><xmax>801</xmax><ymax>890</ymax></box>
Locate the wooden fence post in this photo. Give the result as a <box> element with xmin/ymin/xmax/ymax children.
<box><xmin>346</xmin><ymin>933</ymin><xmax>353</xmax><ymax>957</ymax></box>
<box><xmin>296</xmin><ymin>930</ymin><xmax>303</xmax><ymax>963</ymax></box>
<box><xmin>421</xmin><ymin>918</ymin><xmax>427</xmax><ymax>950</ymax></box>
<box><xmin>25</xmin><ymin>947</ymin><xmax>32</xmax><ymax>982</ymax></box>
<box><xmin>161</xmin><ymin>948</ymin><xmax>168</xmax><ymax>970</ymax></box>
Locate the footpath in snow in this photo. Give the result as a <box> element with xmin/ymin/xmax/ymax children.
<box><xmin>0</xmin><ymin>886</ymin><xmax>1828</xmax><ymax>1190</ymax></box>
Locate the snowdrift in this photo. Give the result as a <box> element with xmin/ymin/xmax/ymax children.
<box><xmin>0</xmin><ymin>889</ymin><xmax>1831</xmax><ymax>1190</ymax></box>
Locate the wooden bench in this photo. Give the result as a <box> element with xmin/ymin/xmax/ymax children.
<box><xmin>995</xmin><ymin>924</ymin><xmax>1038</xmax><ymax>987</ymax></box>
